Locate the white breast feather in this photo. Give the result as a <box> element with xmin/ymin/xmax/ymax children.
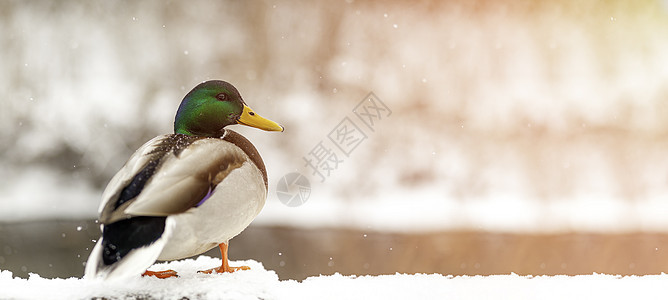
<box><xmin>158</xmin><ymin>160</ymin><xmax>266</xmax><ymax>260</ymax></box>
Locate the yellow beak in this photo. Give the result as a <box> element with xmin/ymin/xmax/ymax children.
<box><xmin>237</xmin><ymin>105</ymin><xmax>284</xmax><ymax>132</ymax></box>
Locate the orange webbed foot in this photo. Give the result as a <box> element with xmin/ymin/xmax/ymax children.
<box><xmin>142</xmin><ymin>269</ymin><xmax>178</xmax><ymax>279</ymax></box>
<box><xmin>198</xmin><ymin>265</ymin><xmax>250</xmax><ymax>274</ymax></box>
<box><xmin>198</xmin><ymin>242</ymin><xmax>249</xmax><ymax>275</ymax></box>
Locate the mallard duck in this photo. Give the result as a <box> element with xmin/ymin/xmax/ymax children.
<box><xmin>85</xmin><ymin>80</ymin><xmax>283</xmax><ymax>280</ymax></box>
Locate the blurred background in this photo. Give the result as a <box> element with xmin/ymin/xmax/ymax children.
<box><xmin>3</xmin><ymin>0</ymin><xmax>668</xmax><ymax>279</ymax></box>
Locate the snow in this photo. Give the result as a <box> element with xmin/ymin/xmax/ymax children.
<box><xmin>255</xmin><ymin>189</ymin><xmax>668</xmax><ymax>233</ymax></box>
<box><xmin>0</xmin><ymin>167</ymin><xmax>98</xmax><ymax>221</ymax></box>
<box><xmin>1</xmin><ymin>256</ymin><xmax>667</xmax><ymax>300</ymax></box>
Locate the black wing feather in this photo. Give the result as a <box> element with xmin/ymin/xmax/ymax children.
<box><xmin>101</xmin><ymin>216</ymin><xmax>167</xmax><ymax>266</ymax></box>
<box><xmin>114</xmin><ymin>159</ymin><xmax>160</xmax><ymax>210</ymax></box>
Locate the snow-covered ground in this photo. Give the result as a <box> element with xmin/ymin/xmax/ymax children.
<box><xmin>1</xmin><ymin>256</ymin><xmax>666</xmax><ymax>300</ymax></box>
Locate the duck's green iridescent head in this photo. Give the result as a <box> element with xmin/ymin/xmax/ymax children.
<box><xmin>174</xmin><ymin>80</ymin><xmax>284</xmax><ymax>136</ymax></box>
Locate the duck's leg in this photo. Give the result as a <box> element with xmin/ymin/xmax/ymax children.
<box><xmin>199</xmin><ymin>242</ymin><xmax>250</xmax><ymax>274</ymax></box>
<box><xmin>142</xmin><ymin>269</ymin><xmax>178</xmax><ymax>278</ymax></box>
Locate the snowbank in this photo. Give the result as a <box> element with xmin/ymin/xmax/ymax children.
<box><xmin>0</xmin><ymin>256</ymin><xmax>666</xmax><ymax>300</ymax></box>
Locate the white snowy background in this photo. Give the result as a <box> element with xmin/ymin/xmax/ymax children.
<box><xmin>3</xmin><ymin>0</ymin><xmax>668</xmax><ymax>298</ymax></box>
<box><xmin>3</xmin><ymin>0</ymin><xmax>668</xmax><ymax>232</ymax></box>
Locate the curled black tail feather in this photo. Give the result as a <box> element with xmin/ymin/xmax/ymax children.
<box><xmin>101</xmin><ymin>216</ymin><xmax>167</xmax><ymax>266</ymax></box>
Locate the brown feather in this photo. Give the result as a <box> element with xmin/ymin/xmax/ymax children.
<box><xmin>99</xmin><ymin>130</ymin><xmax>264</xmax><ymax>224</ymax></box>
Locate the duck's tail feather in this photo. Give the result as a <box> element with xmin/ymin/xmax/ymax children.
<box><xmin>85</xmin><ymin>216</ymin><xmax>171</xmax><ymax>280</ymax></box>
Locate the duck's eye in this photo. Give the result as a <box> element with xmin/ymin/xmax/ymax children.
<box><xmin>216</xmin><ymin>93</ymin><xmax>227</xmax><ymax>101</ymax></box>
